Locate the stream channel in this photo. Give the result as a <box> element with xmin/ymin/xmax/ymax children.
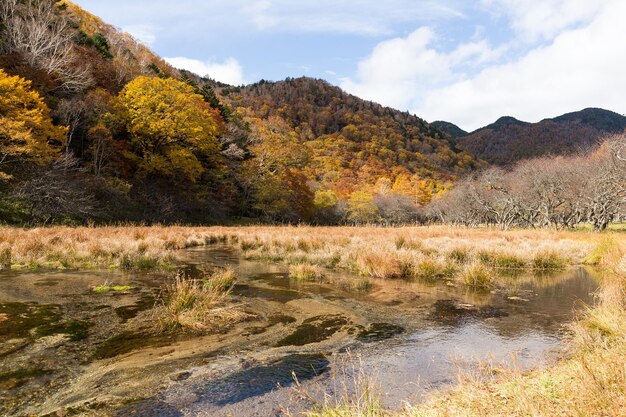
<box><xmin>0</xmin><ymin>246</ymin><xmax>600</xmax><ymax>416</ymax></box>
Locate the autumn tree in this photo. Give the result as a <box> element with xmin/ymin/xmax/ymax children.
<box><xmin>313</xmin><ymin>188</ymin><xmax>344</xmax><ymax>224</ymax></box>
<box><xmin>1</xmin><ymin>0</ymin><xmax>93</xmax><ymax>91</ymax></box>
<box><xmin>0</xmin><ymin>69</ymin><xmax>65</xmax><ymax>180</ymax></box>
<box><xmin>239</xmin><ymin>115</ymin><xmax>314</xmax><ymax>221</ymax></box>
<box><xmin>117</xmin><ymin>76</ymin><xmax>224</xmax><ymax>182</ymax></box>
<box><xmin>13</xmin><ymin>154</ymin><xmax>96</xmax><ymax>224</ymax></box>
<box><xmin>347</xmin><ymin>190</ymin><xmax>379</xmax><ymax>224</ymax></box>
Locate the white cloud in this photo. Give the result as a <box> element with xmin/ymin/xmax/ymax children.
<box><xmin>481</xmin><ymin>0</ymin><xmax>606</xmax><ymax>42</ymax></box>
<box><xmin>164</xmin><ymin>57</ymin><xmax>246</xmax><ymax>85</ymax></box>
<box><xmin>74</xmin><ymin>0</ymin><xmax>466</xmax><ymax>37</ymax></box>
<box><xmin>341</xmin><ymin>27</ymin><xmax>502</xmax><ymax>112</ymax></box>
<box><xmin>418</xmin><ymin>0</ymin><xmax>626</xmax><ymax>130</ymax></box>
<box><xmin>242</xmin><ymin>0</ymin><xmax>465</xmax><ymax>35</ymax></box>
<box><xmin>342</xmin><ymin>0</ymin><xmax>626</xmax><ymax>131</ymax></box>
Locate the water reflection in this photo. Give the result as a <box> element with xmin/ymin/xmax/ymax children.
<box><xmin>0</xmin><ymin>246</ymin><xmax>600</xmax><ymax>416</ymax></box>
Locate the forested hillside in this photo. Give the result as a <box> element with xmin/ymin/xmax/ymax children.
<box><xmin>452</xmin><ymin>108</ymin><xmax>626</xmax><ymax>165</ymax></box>
<box><xmin>218</xmin><ymin>77</ymin><xmax>479</xmax><ymax>223</ymax></box>
<box><xmin>430</xmin><ymin>120</ymin><xmax>468</xmax><ymax>138</ymax></box>
<box><xmin>0</xmin><ymin>0</ymin><xmax>479</xmax><ymax>225</ymax></box>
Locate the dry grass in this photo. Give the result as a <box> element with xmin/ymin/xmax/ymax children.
<box><xmin>289</xmin><ymin>353</ymin><xmax>386</xmax><ymax>417</ymax></box>
<box><xmin>461</xmin><ymin>263</ymin><xmax>492</xmax><ymax>290</ymax></box>
<box><xmin>0</xmin><ymin>225</ymin><xmax>601</xmax><ymax>291</ymax></box>
<box><xmin>154</xmin><ymin>267</ymin><xmax>247</xmax><ymax>333</ymax></box>
<box><xmin>303</xmin><ymin>236</ymin><xmax>626</xmax><ymax>417</ymax></box>
<box><xmin>224</xmin><ymin>225</ymin><xmax>596</xmax><ymax>289</ymax></box>
<box><xmin>0</xmin><ymin>225</ymin><xmax>240</xmax><ymax>271</ymax></box>
<box><xmin>356</xmin><ymin>252</ymin><xmax>405</xmax><ymax>279</ymax></box>
<box><xmin>290</xmin><ymin>264</ymin><xmax>326</xmax><ymax>282</ymax></box>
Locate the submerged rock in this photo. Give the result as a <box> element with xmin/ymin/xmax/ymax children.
<box><xmin>274</xmin><ymin>315</ymin><xmax>349</xmax><ymax>347</ymax></box>
<box><xmin>429</xmin><ymin>299</ymin><xmax>508</xmax><ymax>325</ymax></box>
<box><xmin>195</xmin><ymin>353</ymin><xmax>329</xmax><ymax>406</ymax></box>
<box><xmin>356</xmin><ymin>323</ymin><xmax>405</xmax><ymax>342</ymax></box>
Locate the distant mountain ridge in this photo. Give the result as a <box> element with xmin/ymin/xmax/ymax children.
<box><xmin>430</xmin><ymin>121</ymin><xmax>468</xmax><ymax>138</ymax></box>
<box><xmin>437</xmin><ymin>108</ymin><xmax>626</xmax><ymax>165</ymax></box>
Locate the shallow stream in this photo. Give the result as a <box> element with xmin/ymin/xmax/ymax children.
<box><xmin>0</xmin><ymin>246</ymin><xmax>599</xmax><ymax>416</ymax></box>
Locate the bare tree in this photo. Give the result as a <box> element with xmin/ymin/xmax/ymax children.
<box><xmin>582</xmin><ymin>139</ymin><xmax>626</xmax><ymax>231</ymax></box>
<box><xmin>426</xmin><ymin>134</ymin><xmax>626</xmax><ymax>231</ymax></box>
<box><xmin>374</xmin><ymin>192</ymin><xmax>419</xmax><ymax>225</ymax></box>
<box><xmin>2</xmin><ymin>0</ymin><xmax>93</xmax><ymax>91</ymax></box>
<box><xmin>55</xmin><ymin>97</ymin><xmax>88</xmax><ymax>153</ymax></box>
<box><xmin>86</xmin><ymin>124</ymin><xmax>119</xmax><ymax>177</ymax></box>
<box><xmin>12</xmin><ymin>154</ymin><xmax>96</xmax><ymax>224</ymax></box>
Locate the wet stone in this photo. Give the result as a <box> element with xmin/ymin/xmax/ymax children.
<box><xmin>243</xmin><ymin>313</ymin><xmax>297</xmax><ymax>336</ymax></box>
<box><xmin>274</xmin><ymin>314</ymin><xmax>349</xmax><ymax>347</ymax></box>
<box><xmin>0</xmin><ymin>303</ymin><xmax>61</xmax><ymax>340</ymax></box>
<box><xmin>92</xmin><ymin>332</ymin><xmax>178</xmax><ymax>360</ymax></box>
<box><xmin>429</xmin><ymin>299</ymin><xmax>508</xmax><ymax>325</ymax></box>
<box><xmin>267</xmin><ymin>314</ymin><xmax>297</xmax><ymax>326</ymax></box>
<box><xmin>114</xmin><ymin>294</ymin><xmax>155</xmax><ymax>323</ymax></box>
<box><xmin>35</xmin><ymin>320</ymin><xmax>91</xmax><ymax>341</ymax></box>
<box><xmin>170</xmin><ymin>371</ymin><xmax>192</xmax><ymax>382</ymax></box>
<box><xmin>250</xmin><ymin>273</ymin><xmax>293</xmax><ymax>289</ymax></box>
<box><xmin>115</xmin><ymin>399</ymin><xmax>183</xmax><ymax>417</ymax></box>
<box><xmin>231</xmin><ymin>284</ymin><xmax>305</xmax><ymax>303</ymax></box>
<box><xmin>0</xmin><ymin>368</ymin><xmax>51</xmax><ymax>390</ymax></box>
<box><xmin>195</xmin><ymin>353</ymin><xmax>329</xmax><ymax>406</ymax></box>
<box><xmin>33</xmin><ymin>278</ymin><xmax>61</xmax><ymax>287</ymax></box>
<box><xmin>356</xmin><ymin>323</ymin><xmax>405</xmax><ymax>343</ymax></box>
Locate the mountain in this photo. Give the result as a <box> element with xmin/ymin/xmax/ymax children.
<box><xmin>430</xmin><ymin>121</ymin><xmax>468</xmax><ymax>138</ymax></box>
<box><xmin>223</xmin><ymin>77</ymin><xmax>478</xmax><ymax>184</ymax></box>
<box><xmin>0</xmin><ymin>1</ymin><xmax>478</xmax><ymax>224</ymax></box>
<box><xmin>449</xmin><ymin>108</ymin><xmax>626</xmax><ymax>165</ymax></box>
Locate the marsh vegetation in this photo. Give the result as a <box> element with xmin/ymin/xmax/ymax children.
<box><xmin>0</xmin><ymin>225</ymin><xmax>622</xmax><ymax>417</ymax></box>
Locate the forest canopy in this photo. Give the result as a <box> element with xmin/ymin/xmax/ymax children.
<box><xmin>0</xmin><ymin>0</ymin><xmax>623</xmax><ymax>228</ymax></box>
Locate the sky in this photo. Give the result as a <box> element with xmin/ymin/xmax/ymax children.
<box><xmin>73</xmin><ymin>0</ymin><xmax>626</xmax><ymax>131</ymax></box>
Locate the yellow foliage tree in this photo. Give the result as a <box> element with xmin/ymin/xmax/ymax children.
<box><xmin>347</xmin><ymin>190</ymin><xmax>379</xmax><ymax>224</ymax></box>
<box><xmin>117</xmin><ymin>76</ymin><xmax>223</xmax><ymax>181</ymax></box>
<box><xmin>0</xmin><ymin>69</ymin><xmax>66</xmax><ymax>180</ymax></box>
<box><xmin>241</xmin><ymin>115</ymin><xmax>313</xmax><ymax>220</ymax></box>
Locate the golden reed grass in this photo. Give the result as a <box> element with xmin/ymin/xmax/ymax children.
<box><xmin>301</xmin><ymin>234</ymin><xmax>626</xmax><ymax>417</ymax></box>
<box><xmin>0</xmin><ymin>225</ymin><xmax>598</xmax><ymax>281</ymax></box>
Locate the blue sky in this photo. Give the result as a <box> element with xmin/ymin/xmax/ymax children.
<box><xmin>74</xmin><ymin>0</ymin><xmax>626</xmax><ymax>131</ymax></box>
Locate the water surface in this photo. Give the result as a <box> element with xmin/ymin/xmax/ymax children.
<box><xmin>0</xmin><ymin>246</ymin><xmax>599</xmax><ymax>416</ymax></box>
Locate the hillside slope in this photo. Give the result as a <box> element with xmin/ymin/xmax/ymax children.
<box><xmin>0</xmin><ymin>1</ymin><xmax>478</xmax><ymax>224</ymax></box>
<box><xmin>453</xmin><ymin>108</ymin><xmax>626</xmax><ymax>165</ymax></box>
<box><xmin>430</xmin><ymin>120</ymin><xmax>468</xmax><ymax>138</ymax></box>
<box><xmin>223</xmin><ymin>78</ymin><xmax>478</xmax><ymax>191</ymax></box>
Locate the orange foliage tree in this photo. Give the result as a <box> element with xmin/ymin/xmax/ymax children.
<box><xmin>0</xmin><ymin>69</ymin><xmax>66</xmax><ymax>180</ymax></box>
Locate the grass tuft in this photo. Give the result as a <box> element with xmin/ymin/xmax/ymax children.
<box><xmin>290</xmin><ymin>264</ymin><xmax>326</xmax><ymax>282</ymax></box>
<box><xmin>155</xmin><ymin>269</ymin><xmax>245</xmax><ymax>333</ymax></box>
<box><xmin>461</xmin><ymin>264</ymin><xmax>493</xmax><ymax>290</ymax></box>
<box><xmin>357</xmin><ymin>252</ymin><xmax>404</xmax><ymax>279</ymax></box>
<box><xmin>532</xmin><ymin>251</ymin><xmax>567</xmax><ymax>270</ymax></box>
<box><xmin>447</xmin><ymin>247</ymin><xmax>470</xmax><ymax>264</ymax></box>
<box><xmin>0</xmin><ymin>244</ymin><xmax>11</xmax><ymax>270</ymax></box>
